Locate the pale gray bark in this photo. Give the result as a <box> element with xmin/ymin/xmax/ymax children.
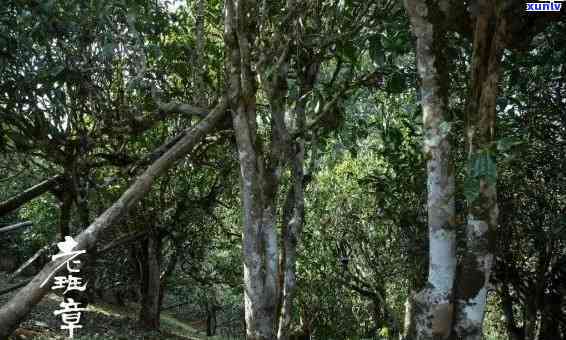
<box><xmin>0</xmin><ymin>99</ymin><xmax>227</xmax><ymax>338</ymax></box>
<box><xmin>224</xmin><ymin>0</ymin><xmax>314</xmax><ymax>337</ymax></box>
<box><xmin>225</xmin><ymin>1</ymin><xmax>280</xmax><ymax>338</ymax></box>
<box><xmin>0</xmin><ymin>221</ymin><xmax>33</xmax><ymax>234</ymax></box>
<box><xmin>403</xmin><ymin>1</ymin><xmax>456</xmax><ymax>339</ymax></box>
<box><xmin>276</xmin><ymin>60</ymin><xmax>311</xmax><ymax>340</ymax></box>
<box><xmin>276</xmin><ymin>172</ymin><xmax>303</xmax><ymax>340</ymax></box>
<box><xmin>452</xmin><ymin>1</ymin><xmax>505</xmax><ymax>338</ymax></box>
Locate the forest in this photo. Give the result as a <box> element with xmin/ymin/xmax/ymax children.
<box><xmin>0</xmin><ymin>0</ymin><xmax>565</xmax><ymax>339</ymax></box>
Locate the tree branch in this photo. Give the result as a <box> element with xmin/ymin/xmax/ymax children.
<box><xmin>0</xmin><ymin>175</ymin><xmax>62</xmax><ymax>217</ymax></box>
<box><xmin>97</xmin><ymin>230</ymin><xmax>148</xmax><ymax>254</ymax></box>
<box><xmin>152</xmin><ymin>87</ymin><xmax>209</xmax><ymax>118</ymax></box>
<box><xmin>8</xmin><ymin>242</ymin><xmax>56</xmax><ymax>281</ymax></box>
<box><xmin>0</xmin><ymin>281</ymin><xmax>31</xmax><ymax>297</ymax></box>
<box><xmin>0</xmin><ymin>221</ymin><xmax>33</xmax><ymax>234</ymax></box>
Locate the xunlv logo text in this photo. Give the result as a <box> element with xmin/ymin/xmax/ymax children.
<box><xmin>526</xmin><ymin>0</ymin><xmax>563</xmax><ymax>11</ymax></box>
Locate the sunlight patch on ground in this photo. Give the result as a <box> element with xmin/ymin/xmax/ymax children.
<box><xmin>160</xmin><ymin>313</ymin><xmax>207</xmax><ymax>340</ymax></box>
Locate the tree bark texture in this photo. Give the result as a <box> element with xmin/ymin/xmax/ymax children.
<box><xmin>453</xmin><ymin>1</ymin><xmax>506</xmax><ymax>338</ymax></box>
<box><xmin>57</xmin><ymin>190</ymin><xmax>73</xmax><ymax>242</ymax></box>
<box><xmin>225</xmin><ymin>0</ymin><xmax>309</xmax><ymax>337</ymax></box>
<box><xmin>403</xmin><ymin>1</ymin><xmax>456</xmax><ymax>339</ymax></box>
<box><xmin>0</xmin><ymin>99</ymin><xmax>227</xmax><ymax>338</ymax></box>
<box><xmin>276</xmin><ymin>59</ymin><xmax>313</xmax><ymax>340</ymax></box>
<box><xmin>225</xmin><ymin>1</ymin><xmax>280</xmax><ymax>338</ymax></box>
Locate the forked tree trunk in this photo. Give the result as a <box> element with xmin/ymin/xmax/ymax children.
<box><xmin>0</xmin><ymin>99</ymin><xmax>227</xmax><ymax>338</ymax></box>
<box><xmin>225</xmin><ymin>1</ymin><xmax>280</xmax><ymax>338</ymax></box>
<box><xmin>452</xmin><ymin>1</ymin><xmax>505</xmax><ymax>338</ymax></box>
<box><xmin>403</xmin><ymin>1</ymin><xmax>456</xmax><ymax>339</ymax></box>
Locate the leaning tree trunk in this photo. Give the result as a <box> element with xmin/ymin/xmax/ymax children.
<box><xmin>452</xmin><ymin>1</ymin><xmax>506</xmax><ymax>338</ymax></box>
<box><xmin>0</xmin><ymin>99</ymin><xmax>227</xmax><ymax>338</ymax></box>
<box><xmin>404</xmin><ymin>1</ymin><xmax>456</xmax><ymax>339</ymax></box>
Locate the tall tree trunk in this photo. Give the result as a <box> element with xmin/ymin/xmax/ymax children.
<box><xmin>225</xmin><ymin>1</ymin><xmax>279</xmax><ymax>338</ymax></box>
<box><xmin>225</xmin><ymin>0</ymin><xmax>310</xmax><ymax>337</ymax></box>
<box><xmin>276</xmin><ymin>153</ymin><xmax>304</xmax><ymax>340</ymax></box>
<box><xmin>404</xmin><ymin>1</ymin><xmax>456</xmax><ymax>339</ymax></box>
<box><xmin>0</xmin><ymin>99</ymin><xmax>227</xmax><ymax>338</ymax></box>
<box><xmin>276</xmin><ymin>60</ymin><xmax>313</xmax><ymax>340</ymax></box>
<box><xmin>232</xmin><ymin>90</ymin><xmax>279</xmax><ymax>340</ymax></box>
<box><xmin>139</xmin><ymin>228</ymin><xmax>161</xmax><ymax>330</ymax></box>
<box><xmin>452</xmin><ymin>2</ymin><xmax>506</xmax><ymax>338</ymax></box>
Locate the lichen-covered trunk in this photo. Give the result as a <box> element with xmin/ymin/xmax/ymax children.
<box><xmin>452</xmin><ymin>1</ymin><xmax>506</xmax><ymax>338</ymax></box>
<box><xmin>225</xmin><ymin>0</ymin><xmax>281</xmax><ymax>337</ymax></box>
<box><xmin>404</xmin><ymin>1</ymin><xmax>456</xmax><ymax>339</ymax></box>
<box><xmin>232</xmin><ymin>94</ymin><xmax>280</xmax><ymax>339</ymax></box>
<box><xmin>234</xmin><ymin>119</ymin><xmax>279</xmax><ymax>340</ymax></box>
<box><xmin>275</xmin><ymin>59</ymin><xmax>314</xmax><ymax>337</ymax></box>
